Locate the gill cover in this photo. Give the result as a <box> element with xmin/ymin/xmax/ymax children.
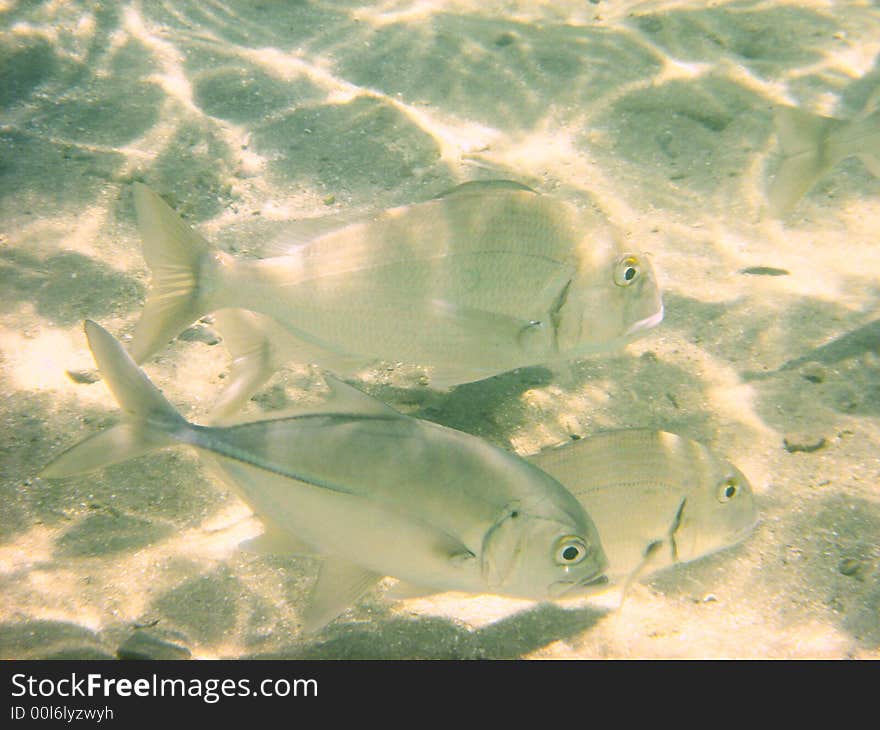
<box><xmin>480</xmin><ymin>503</ymin><xmax>526</xmax><ymax>589</ymax></box>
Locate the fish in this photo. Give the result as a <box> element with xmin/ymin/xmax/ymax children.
<box><xmin>41</xmin><ymin>321</ymin><xmax>609</xmax><ymax>632</ymax></box>
<box><xmin>767</xmin><ymin>102</ymin><xmax>880</xmax><ymax>217</ymax></box>
<box><xmin>528</xmin><ymin>430</ymin><xmax>757</xmax><ymax>596</ymax></box>
<box><xmin>128</xmin><ymin>180</ymin><xmax>663</xmax><ymax>416</ymax></box>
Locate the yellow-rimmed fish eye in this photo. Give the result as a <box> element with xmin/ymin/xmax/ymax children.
<box><xmin>614</xmin><ymin>256</ymin><xmax>641</xmax><ymax>287</ymax></box>
<box><xmin>554</xmin><ymin>536</ymin><xmax>589</xmax><ymax>566</ymax></box>
<box><xmin>717</xmin><ymin>477</ymin><xmax>739</xmax><ymax>503</ymax></box>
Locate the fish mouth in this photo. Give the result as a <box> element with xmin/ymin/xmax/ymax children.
<box><xmin>549</xmin><ymin>572</ymin><xmax>610</xmax><ymax>599</ymax></box>
<box><xmin>625</xmin><ymin>301</ymin><xmax>664</xmax><ymax>336</ymax></box>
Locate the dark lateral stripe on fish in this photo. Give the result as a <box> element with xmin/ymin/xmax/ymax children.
<box><xmin>180</xmin><ymin>423</ymin><xmax>360</xmax><ymax>495</ymax></box>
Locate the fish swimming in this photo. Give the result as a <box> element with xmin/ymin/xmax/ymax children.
<box><xmin>128</xmin><ymin>180</ymin><xmax>663</xmax><ymax>416</ymax></box>
<box><xmin>528</xmin><ymin>430</ymin><xmax>757</xmax><ymax>596</ymax></box>
<box><xmin>767</xmin><ymin>102</ymin><xmax>880</xmax><ymax>217</ymax></box>
<box><xmin>41</xmin><ymin>321</ymin><xmax>609</xmax><ymax>632</ymax></box>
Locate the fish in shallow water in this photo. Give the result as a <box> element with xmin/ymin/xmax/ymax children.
<box><xmin>42</xmin><ymin>321</ymin><xmax>608</xmax><ymax>632</ymax></box>
<box><xmin>528</xmin><ymin>430</ymin><xmax>757</xmax><ymax>596</ymax></box>
<box><xmin>129</xmin><ymin>180</ymin><xmax>663</xmax><ymax>416</ymax></box>
<box><xmin>767</xmin><ymin>102</ymin><xmax>880</xmax><ymax>217</ymax></box>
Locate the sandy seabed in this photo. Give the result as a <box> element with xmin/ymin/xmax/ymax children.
<box><xmin>1</xmin><ymin>0</ymin><xmax>879</xmax><ymax>659</ymax></box>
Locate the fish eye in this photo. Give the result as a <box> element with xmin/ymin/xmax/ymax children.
<box><xmin>717</xmin><ymin>477</ymin><xmax>738</xmax><ymax>503</ymax></box>
<box><xmin>554</xmin><ymin>536</ymin><xmax>589</xmax><ymax>566</ymax></box>
<box><xmin>614</xmin><ymin>256</ymin><xmax>641</xmax><ymax>287</ymax></box>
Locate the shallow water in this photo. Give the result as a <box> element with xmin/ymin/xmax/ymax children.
<box><xmin>1</xmin><ymin>0</ymin><xmax>879</xmax><ymax>659</ymax></box>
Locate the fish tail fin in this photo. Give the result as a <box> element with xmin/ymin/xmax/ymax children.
<box><xmin>40</xmin><ymin>320</ymin><xmax>187</xmax><ymax>478</ymax></box>
<box><xmin>129</xmin><ymin>183</ymin><xmax>228</xmax><ymax>363</ymax></box>
<box><xmin>207</xmin><ymin>309</ymin><xmax>286</xmax><ymax>424</ymax></box>
<box><xmin>767</xmin><ymin>105</ymin><xmax>845</xmax><ymax>217</ymax></box>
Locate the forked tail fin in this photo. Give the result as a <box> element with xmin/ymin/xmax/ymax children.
<box><xmin>41</xmin><ymin>320</ymin><xmax>187</xmax><ymax>478</ymax></box>
<box><xmin>767</xmin><ymin>105</ymin><xmax>847</xmax><ymax>217</ymax></box>
<box><xmin>129</xmin><ymin>183</ymin><xmax>224</xmax><ymax>363</ymax></box>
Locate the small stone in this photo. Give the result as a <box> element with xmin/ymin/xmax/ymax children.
<box><xmin>783</xmin><ymin>433</ymin><xmax>827</xmax><ymax>453</ymax></box>
<box><xmin>800</xmin><ymin>363</ymin><xmax>826</xmax><ymax>383</ymax></box>
<box><xmin>838</xmin><ymin>558</ymin><xmax>862</xmax><ymax>576</ymax></box>
<box><xmin>702</xmin><ymin>593</ymin><xmax>718</xmax><ymax>603</ymax></box>
<box><xmin>66</xmin><ymin>369</ymin><xmax>100</xmax><ymax>384</ymax></box>
<box><xmin>323</xmin><ymin>194</ymin><xmax>336</xmax><ymax>206</ymax></box>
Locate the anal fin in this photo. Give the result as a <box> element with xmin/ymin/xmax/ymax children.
<box><xmin>300</xmin><ymin>558</ymin><xmax>383</xmax><ymax>634</ymax></box>
<box><xmin>239</xmin><ymin>526</ymin><xmax>317</xmax><ymax>557</ymax></box>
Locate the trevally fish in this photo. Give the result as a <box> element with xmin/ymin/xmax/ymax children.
<box><xmin>128</xmin><ymin>180</ymin><xmax>663</xmax><ymax>415</ymax></box>
<box><xmin>767</xmin><ymin>102</ymin><xmax>880</xmax><ymax>217</ymax></box>
<box><xmin>42</xmin><ymin>321</ymin><xmax>608</xmax><ymax>632</ymax></box>
<box><xmin>529</xmin><ymin>430</ymin><xmax>757</xmax><ymax>597</ymax></box>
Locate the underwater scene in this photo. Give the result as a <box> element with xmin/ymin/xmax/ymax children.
<box><xmin>1</xmin><ymin>0</ymin><xmax>879</xmax><ymax>660</ymax></box>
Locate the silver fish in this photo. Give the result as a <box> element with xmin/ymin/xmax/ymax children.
<box><xmin>128</xmin><ymin>180</ymin><xmax>663</xmax><ymax>415</ymax></box>
<box><xmin>528</xmin><ymin>430</ymin><xmax>757</xmax><ymax>594</ymax></box>
<box><xmin>767</xmin><ymin>102</ymin><xmax>880</xmax><ymax>217</ymax></box>
<box><xmin>42</xmin><ymin>321</ymin><xmax>608</xmax><ymax>632</ymax></box>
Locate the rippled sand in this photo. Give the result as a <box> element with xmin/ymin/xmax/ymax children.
<box><xmin>1</xmin><ymin>0</ymin><xmax>879</xmax><ymax>659</ymax></box>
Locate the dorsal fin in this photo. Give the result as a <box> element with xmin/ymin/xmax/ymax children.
<box><xmin>322</xmin><ymin>374</ymin><xmax>400</xmax><ymax>416</ymax></box>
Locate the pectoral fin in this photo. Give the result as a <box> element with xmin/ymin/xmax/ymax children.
<box><xmin>619</xmin><ymin>498</ymin><xmax>686</xmax><ymax>605</ymax></box>
<box><xmin>429</xmin><ymin>299</ymin><xmax>549</xmax><ymax>355</ymax></box>
<box><xmin>299</xmin><ymin>558</ymin><xmax>384</xmax><ymax>634</ymax></box>
<box><xmin>619</xmin><ymin>539</ymin><xmax>667</xmax><ymax>605</ymax></box>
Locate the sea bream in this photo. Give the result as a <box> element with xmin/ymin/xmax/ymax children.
<box><xmin>529</xmin><ymin>430</ymin><xmax>757</xmax><ymax>597</ymax></box>
<box><xmin>128</xmin><ymin>180</ymin><xmax>663</xmax><ymax>416</ymax></box>
<box><xmin>41</xmin><ymin>321</ymin><xmax>609</xmax><ymax>632</ymax></box>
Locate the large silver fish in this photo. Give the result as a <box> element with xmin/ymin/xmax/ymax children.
<box><xmin>128</xmin><ymin>180</ymin><xmax>663</xmax><ymax>415</ymax></box>
<box><xmin>767</xmin><ymin>102</ymin><xmax>880</xmax><ymax>217</ymax></box>
<box><xmin>529</xmin><ymin>430</ymin><xmax>757</xmax><ymax>594</ymax></box>
<box><xmin>42</xmin><ymin>321</ymin><xmax>608</xmax><ymax>632</ymax></box>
